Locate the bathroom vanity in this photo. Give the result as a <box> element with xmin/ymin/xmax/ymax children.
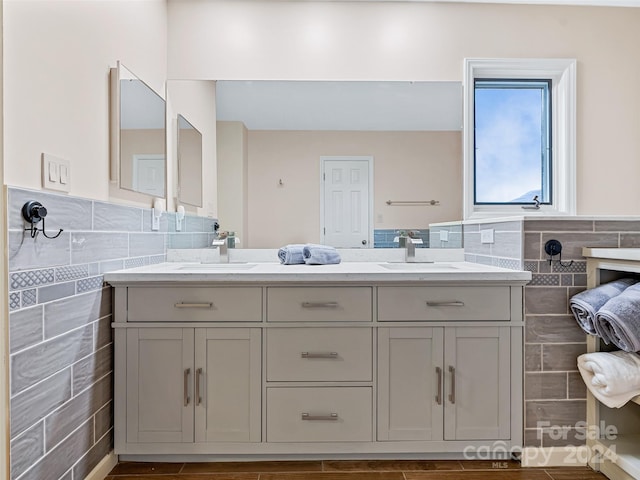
<box><xmin>105</xmin><ymin>261</ymin><xmax>530</xmax><ymax>459</ymax></box>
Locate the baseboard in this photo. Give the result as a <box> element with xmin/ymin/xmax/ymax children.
<box><xmin>84</xmin><ymin>451</ymin><xmax>118</xmax><ymax>480</ymax></box>
<box><xmin>521</xmin><ymin>446</ymin><xmax>589</xmax><ymax>467</ymax></box>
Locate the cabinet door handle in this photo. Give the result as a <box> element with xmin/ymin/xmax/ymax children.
<box><xmin>435</xmin><ymin>366</ymin><xmax>443</xmax><ymax>405</ymax></box>
<box><xmin>426</xmin><ymin>301</ymin><xmax>465</xmax><ymax>307</ymax></box>
<box><xmin>183</xmin><ymin>368</ymin><xmax>190</xmax><ymax>406</ymax></box>
<box><xmin>449</xmin><ymin>366</ymin><xmax>456</xmax><ymax>404</ymax></box>
<box><xmin>301</xmin><ymin>413</ymin><xmax>339</xmax><ymax>421</ymax></box>
<box><xmin>195</xmin><ymin>367</ymin><xmax>203</xmax><ymax>406</ymax></box>
<box><xmin>301</xmin><ymin>302</ymin><xmax>339</xmax><ymax>308</ymax></box>
<box><xmin>301</xmin><ymin>352</ymin><xmax>338</xmax><ymax>359</ymax></box>
<box><xmin>174</xmin><ymin>302</ymin><xmax>213</xmax><ymax>309</ymax></box>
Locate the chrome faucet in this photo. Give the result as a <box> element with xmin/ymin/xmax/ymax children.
<box><xmin>211</xmin><ymin>238</ymin><xmax>228</xmax><ymax>263</ymax></box>
<box><xmin>405</xmin><ymin>237</ymin><xmax>416</xmax><ymax>262</ymax></box>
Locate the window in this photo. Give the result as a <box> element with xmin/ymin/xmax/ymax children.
<box><xmin>464</xmin><ymin>59</ymin><xmax>576</xmax><ymax>218</ymax></box>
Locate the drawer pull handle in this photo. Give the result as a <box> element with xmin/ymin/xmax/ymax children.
<box><xmin>174</xmin><ymin>302</ymin><xmax>213</xmax><ymax>308</ymax></box>
<box><xmin>195</xmin><ymin>367</ymin><xmax>203</xmax><ymax>406</ymax></box>
<box><xmin>426</xmin><ymin>301</ymin><xmax>465</xmax><ymax>307</ymax></box>
<box><xmin>183</xmin><ymin>368</ymin><xmax>190</xmax><ymax>406</ymax></box>
<box><xmin>301</xmin><ymin>413</ymin><xmax>339</xmax><ymax>421</ymax></box>
<box><xmin>301</xmin><ymin>352</ymin><xmax>338</xmax><ymax>359</ymax></box>
<box><xmin>174</xmin><ymin>302</ymin><xmax>213</xmax><ymax>309</ymax></box>
<box><xmin>301</xmin><ymin>302</ymin><xmax>339</xmax><ymax>309</ymax></box>
<box><xmin>435</xmin><ymin>366</ymin><xmax>443</xmax><ymax>405</ymax></box>
<box><xmin>449</xmin><ymin>366</ymin><xmax>456</xmax><ymax>404</ymax></box>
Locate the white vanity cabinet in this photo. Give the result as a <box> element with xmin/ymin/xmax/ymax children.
<box><xmin>124</xmin><ymin>327</ymin><xmax>261</xmax><ymax>446</ymax></box>
<box><xmin>108</xmin><ymin>268</ymin><xmax>527</xmax><ymax>459</ymax></box>
<box><xmin>377</xmin><ymin>327</ymin><xmax>510</xmax><ymax>442</ymax></box>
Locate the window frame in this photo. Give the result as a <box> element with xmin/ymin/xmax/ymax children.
<box><xmin>463</xmin><ymin>58</ymin><xmax>577</xmax><ymax>219</ymax></box>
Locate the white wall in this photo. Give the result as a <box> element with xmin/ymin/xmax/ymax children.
<box><xmin>246</xmin><ymin>130</ymin><xmax>462</xmax><ymax>248</ymax></box>
<box><xmin>167</xmin><ymin>0</ymin><xmax>640</xmax><ymax>216</ymax></box>
<box><xmin>4</xmin><ymin>0</ymin><xmax>167</xmax><ymax>202</ymax></box>
<box><xmin>166</xmin><ymin>80</ymin><xmax>217</xmax><ymax>215</ymax></box>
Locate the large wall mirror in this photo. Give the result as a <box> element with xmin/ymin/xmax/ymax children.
<box><xmin>110</xmin><ymin>62</ymin><xmax>166</xmax><ymax>198</ymax></box>
<box><xmin>215</xmin><ymin>80</ymin><xmax>463</xmax><ymax>249</ymax></box>
<box><xmin>177</xmin><ymin>114</ymin><xmax>203</xmax><ymax>207</ymax></box>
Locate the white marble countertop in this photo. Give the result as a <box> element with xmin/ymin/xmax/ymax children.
<box><xmin>582</xmin><ymin>247</ymin><xmax>640</xmax><ymax>262</ymax></box>
<box><xmin>104</xmin><ymin>260</ymin><xmax>531</xmax><ymax>285</ymax></box>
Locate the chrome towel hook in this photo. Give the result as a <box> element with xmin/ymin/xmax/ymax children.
<box><xmin>21</xmin><ymin>200</ymin><xmax>64</xmax><ymax>239</ymax></box>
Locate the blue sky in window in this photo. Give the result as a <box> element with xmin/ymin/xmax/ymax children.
<box><xmin>475</xmin><ymin>87</ymin><xmax>543</xmax><ymax>203</ymax></box>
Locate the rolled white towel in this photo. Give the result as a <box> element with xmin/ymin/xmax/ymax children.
<box><xmin>569</xmin><ymin>278</ymin><xmax>637</xmax><ymax>335</ymax></box>
<box><xmin>577</xmin><ymin>351</ymin><xmax>640</xmax><ymax>408</ymax></box>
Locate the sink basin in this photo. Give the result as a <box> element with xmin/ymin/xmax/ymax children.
<box><xmin>178</xmin><ymin>263</ymin><xmax>257</xmax><ymax>270</ymax></box>
<box><xmin>379</xmin><ymin>263</ymin><xmax>458</xmax><ymax>270</ymax></box>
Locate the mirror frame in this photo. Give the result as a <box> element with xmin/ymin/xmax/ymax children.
<box><xmin>109</xmin><ymin>61</ymin><xmax>167</xmax><ymax>199</ymax></box>
<box><xmin>176</xmin><ymin>113</ymin><xmax>203</xmax><ymax>207</ymax></box>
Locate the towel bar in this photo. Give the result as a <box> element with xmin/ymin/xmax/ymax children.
<box><xmin>386</xmin><ymin>200</ymin><xmax>439</xmax><ymax>206</ymax></box>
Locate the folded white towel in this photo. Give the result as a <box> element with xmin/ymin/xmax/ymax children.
<box><xmin>577</xmin><ymin>351</ymin><xmax>640</xmax><ymax>408</ymax></box>
<box><xmin>570</xmin><ymin>278</ymin><xmax>637</xmax><ymax>335</ymax></box>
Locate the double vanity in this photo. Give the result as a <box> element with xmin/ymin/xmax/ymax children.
<box><xmin>105</xmin><ymin>257</ymin><xmax>530</xmax><ymax>460</ymax></box>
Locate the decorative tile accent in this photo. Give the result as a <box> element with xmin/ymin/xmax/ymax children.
<box><xmin>77</xmin><ymin>276</ymin><xmax>104</xmax><ymax>293</ymax></box>
<box><xmin>148</xmin><ymin>254</ymin><xmax>166</xmax><ymax>264</ymax></box>
<box><xmin>10</xmin><ymin>292</ymin><xmax>20</xmax><ymax>311</ymax></box>
<box><xmin>561</xmin><ymin>274</ymin><xmax>573</xmax><ymax>286</ymax></box>
<box><xmin>10</xmin><ymin>269</ymin><xmax>55</xmax><ymax>290</ymax></box>
<box><xmin>55</xmin><ymin>265</ymin><xmax>89</xmax><ymax>282</ymax></box>
<box><xmin>524</xmin><ymin>261</ymin><xmax>538</xmax><ymax>272</ymax></box>
<box><xmin>21</xmin><ymin>289</ymin><xmax>37</xmax><ymax>307</ymax></box>
<box><xmin>552</xmin><ymin>261</ymin><xmax>587</xmax><ymax>273</ymax></box>
<box><xmin>529</xmin><ymin>274</ymin><xmax>560</xmax><ymax>287</ymax></box>
<box><xmin>494</xmin><ymin>258</ymin><xmax>522</xmax><ymax>270</ymax></box>
<box><xmin>124</xmin><ymin>257</ymin><xmax>146</xmax><ymax>269</ymax></box>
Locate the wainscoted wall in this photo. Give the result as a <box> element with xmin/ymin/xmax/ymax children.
<box><xmin>465</xmin><ymin>217</ymin><xmax>640</xmax><ymax>448</ymax></box>
<box><xmin>6</xmin><ymin>186</ymin><xmax>217</xmax><ymax>480</ymax></box>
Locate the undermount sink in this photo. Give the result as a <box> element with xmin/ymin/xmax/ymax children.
<box><xmin>379</xmin><ymin>262</ymin><xmax>459</xmax><ymax>270</ymax></box>
<box><xmin>177</xmin><ymin>263</ymin><xmax>257</xmax><ymax>270</ymax></box>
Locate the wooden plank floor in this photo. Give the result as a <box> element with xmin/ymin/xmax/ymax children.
<box><xmin>106</xmin><ymin>460</ymin><xmax>609</xmax><ymax>479</ymax></box>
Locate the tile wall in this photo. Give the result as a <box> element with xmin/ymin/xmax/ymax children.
<box><xmin>428</xmin><ymin>223</ymin><xmax>463</xmax><ymax>249</ymax></box>
<box><xmin>373</xmin><ymin>228</ymin><xmax>429</xmax><ymax>249</ymax></box>
<box><xmin>6</xmin><ymin>186</ymin><xmax>217</xmax><ymax>480</ymax></box>
<box><xmin>465</xmin><ymin>217</ymin><xmax>640</xmax><ymax>448</ymax></box>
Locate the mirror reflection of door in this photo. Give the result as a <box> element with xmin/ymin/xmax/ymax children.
<box><xmin>321</xmin><ymin>157</ymin><xmax>372</xmax><ymax>248</ymax></box>
<box><xmin>132</xmin><ymin>154</ymin><xmax>166</xmax><ymax>197</ymax></box>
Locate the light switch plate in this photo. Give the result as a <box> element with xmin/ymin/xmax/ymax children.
<box><xmin>439</xmin><ymin>230</ymin><xmax>449</xmax><ymax>242</ymax></box>
<box><xmin>42</xmin><ymin>153</ymin><xmax>70</xmax><ymax>193</ymax></box>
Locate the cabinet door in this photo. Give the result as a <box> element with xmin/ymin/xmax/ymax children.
<box><xmin>444</xmin><ymin>327</ymin><xmax>510</xmax><ymax>441</ymax></box>
<box><xmin>126</xmin><ymin>328</ymin><xmax>194</xmax><ymax>443</ymax></box>
<box><xmin>194</xmin><ymin>328</ymin><xmax>261</xmax><ymax>442</ymax></box>
<box><xmin>377</xmin><ymin>327</ymin><xmax>444</xmax><ymax>441</ymax></box>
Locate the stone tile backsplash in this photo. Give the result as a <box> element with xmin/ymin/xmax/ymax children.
<box><xmin>6</xmin><ymin>186</ymin><xmax>217</xmax><ymax>480</ymax></box>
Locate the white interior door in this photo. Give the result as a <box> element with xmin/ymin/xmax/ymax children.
<box><xmin>321</xmin><ymin>157</ymin><xmax>372</xmax><ymax>248</ymax></box>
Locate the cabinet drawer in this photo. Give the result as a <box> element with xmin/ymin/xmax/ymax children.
<box><xmin>267</xmin><ymin>287</ymin><xmax>372</xmax><ymax>322</ymax></box>
<box><xmin>267</xmin><ymin>387</ymin><xmax>372</xmax><ymax>442</ymax></box>
<box><xmin>378</xmin><ymin>286</ymin><xmax>510</xmax><ymax>321</ymax></box>
<box><xmin>127</xmin><ymin>287</ymin><xmax>262</xmax><ymax>322</ymax></box>
<box><xmin>266</xmin><ymin>328</ymin><xmax>372</xmax><ymax>382</ymax></box>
